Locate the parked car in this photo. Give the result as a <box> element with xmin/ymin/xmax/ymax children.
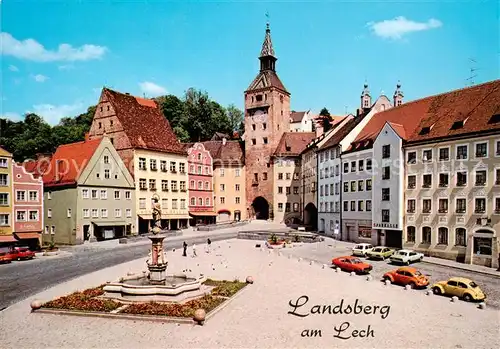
<box><xmin>352</xmin><ymin>243</ymin><xmax>373</xmax><ymax>257</ymax></box>
<box><xmin>9</xmin><ymin>247</ymin><xmax>35</xmax><ymax>260</ymax></box>
<box><xmin>383</xmin><ymin>267</ymin><xmax>429</xmax><ymax>288</ymax></box>
<box><xmin>390</xmin><ymin>249</ymin><xmax>424</xmax><ymax>265</ymax></box>
<box><xmin>0</xmin><ymin>251</ymin><xmax>13</xmax><ymax>264</ymax></box>
<box><xmin>332</xmin><ymin>256</ymin><xmax>373</xmax><ymax>274</ymax></box>
<box><xmin>366</xmin><ymin>246</ymin><xmax>394</xmax><ymax>260</ymax></box>
<box><xmin>432</xmin><ymin>277</ymin><xmax>486</xmax><ymax>302</ymax></box>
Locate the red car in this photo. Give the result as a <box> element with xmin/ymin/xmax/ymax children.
<box><xmin>0</xmin><ymin>251</ymin><xmax>13</xmax><ymax>264</ymax></box>
<box><xmin>9</xmin><ymin>247</ymin><xmax>35</xmax><ymax>260</ymax></box>
<box><xmin>332</xmin><ymin>256</ymin><xmax>373</xmax><ymax>274</ymax></box>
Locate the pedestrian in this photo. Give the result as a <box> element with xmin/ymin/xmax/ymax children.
<box><xmin>183</xmin><ymin>241</ymin><xmax>187</xmax><ymax>257</ymax></box>
<box><xmin>192</xmin><ymin>243</ymin><xmax>197</xmax><ymax>257</ymax></box>
<box><xmin>207</xmin><ymin>238</ymin><xmax>212</xmax><ymax>253</ymax></box>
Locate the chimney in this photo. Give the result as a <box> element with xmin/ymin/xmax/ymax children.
<box><xmin>222</xmin><ymin>138</ymin><xmax>227</xmax><ymax>146</ymax></box>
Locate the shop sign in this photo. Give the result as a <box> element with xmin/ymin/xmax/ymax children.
<box><xmin>373</xmin><ymin>222</ymin><xmax>399</xmax><ymax>229</ymax></box>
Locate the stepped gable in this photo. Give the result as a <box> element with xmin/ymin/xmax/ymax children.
<box><xmin>103</xmin><ymin>88</ymin><xmax>186</xmax><ymax>155</ymax></box>
<box><xmin>274</xmin><ymin>132</ymin><xmax>316</xmax><ymax>157</ymax></box>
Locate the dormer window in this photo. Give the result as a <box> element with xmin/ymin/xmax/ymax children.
<box><xmin>419</xmin><ymin>126</ymin><xmax>431</xmax><ymax>135</ymax></box>
<box><xmin>451</xmin><ymin>118</ymin><xmax>468</xmax><ymax>130</ymax></box>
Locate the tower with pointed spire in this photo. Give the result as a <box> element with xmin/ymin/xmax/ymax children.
<box><xmin>393</xmin><ymin>81</ymin><xmax>404</xmax><ymax>106</ymax></box>
<box><xmin>361</xmin><ymin>82</ymin><xmax>371</xmax><ymax>110</ymax></box>
<box><xmin>244</xmin><ymin>21</ymin><xmax>290</xmax><ymax>220</ymax></box>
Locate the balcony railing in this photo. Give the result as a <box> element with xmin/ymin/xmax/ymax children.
<box><xmin>456</xmin><ymin>209</ymin><xmax>466</xmax><ymax>214</ymax></box>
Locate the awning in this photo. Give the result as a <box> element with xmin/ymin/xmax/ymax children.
<box><xmin>139</xmin><ymin>214</ymin><xmax>153</xmax><ymax>220</ymax></box>
<box><xmin>165</xmin><ymin>215</ymin><xmax>191</xmax><ymax>220</ymax></box>
<box><xmin>0</xmin><ymin>235</ymin><xmax>17</xmax><ymax>243</ymax></box>
<box><xmin>15</xmin><ymin>232</ymin><xmax>41</xmax><ymax>240</ymax></box>
<box><xmin>190</xmin><ymin>211</ymin><xmax>218</xmax><ymax>217</ymax></box>
<box><xmin>93</xmin><ymin>221</ymin><xmax>129</xmax><ymax>227</ymax></box>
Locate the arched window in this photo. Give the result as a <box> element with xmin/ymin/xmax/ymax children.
<box><xmin>204</xmin><ymin>181</ymin><xmax>209</xmax><ymax>190</ymax></box>
<box><xmin>197</xmin><ymin>153</ymin><xmax>202</xmax><ymax>160</ymax></box>
<box><xmin>406</xmin><ymin>226</ymin><xmax>416</xmax><ymax>243</ymax></box>
<box><xmin>190</xmin><ymin>197</ymin><xmax>195</xmax><ymax>206</ymax></box>
<box><xmin>190</xmin><ymin>165</ymin><xmax>194</xmax><ymax>173</ymax></box>
<box><xmin>205</xmin><ymin>198</ymin><xmax>210</xmax><ymax>206</ymax></box>
<box><xmin>422</xmin><ymin>227</ymin><xmax>431</xmax><ymax>244</ymax></box>
<box><xmin>198</xmin><ymin>198</ymin><xmax>203</xmax><ymax>206</ymax></box>
<box><xmin>190</xmin><ymin>180</ymin><xmax>195</xmax><ymax>189</ymax></box>
<box><xmin>455</xmin><ymin>228</ymin><xmax>466</xmax><ymax>246</ymax></box>
<box><xmin>438</xmin><ymin>227</ymin><xmax>448</xmax><ymax>245</ymax></box>
<box><xmin>197</xmin><ymin>181</ymin><xmax>202</xmax><ymax>190</ymax></box>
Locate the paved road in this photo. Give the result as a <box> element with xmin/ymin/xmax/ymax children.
<box><xmin>280</xmin><ymin>240</ymin><xmax>500</xmax><ymax>309</ymax></box>
<box><xmin>0</xmin><ymin>232</ymin><xmax>236</xmax><ymax>310</ymax></box>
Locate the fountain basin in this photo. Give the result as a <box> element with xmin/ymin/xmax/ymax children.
<box><xmin>103</xmin><ymin>273</ymin><xmax>209</xmax><ymax>303</ymax></box>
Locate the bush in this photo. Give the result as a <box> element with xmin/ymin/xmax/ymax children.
<box><xmin>43</xmin><ymin>285</ymin><xmax>120</xmax><ymax>312</ymax></box>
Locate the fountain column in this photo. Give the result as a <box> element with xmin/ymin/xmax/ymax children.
<box><xmin>147</xmin><ymin>195</ymin><xmax>168</xmax><ymax>285</ymax></box>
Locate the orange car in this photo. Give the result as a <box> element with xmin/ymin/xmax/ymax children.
<box><xmin>332</xmin><ymin>256</ymin><xmax>373</xmax><ymax>274</ymax></box>
<box><xmin>383</xmin><ymin>266</ymin><xmax>429</xmax><ymax>288</ymax></box>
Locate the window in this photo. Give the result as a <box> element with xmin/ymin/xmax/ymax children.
<box><xmin>293</xmin><ymin>202</ymin><xmax>299</xmax><ymax>212</ymax></box>
<box><xmin>358</xmin><ymin>201</ymin><xmax>364</xmax><ymax>211</ymax></box>
<box><xmin>343</xmin><ymin>201</ymin><xmax>348</xmax><ymax>212</ymax></box>
<box><xmin>0</xmin><ymin>193</ymin><xmax>8</xmax><ymax>206</ymax></box>
<box><xmin>197</xmin><ymin>181</ymin><xmax>202</xmax><ymax>190</ymax></box>
<box><xmin>496</xmin><ymin>169</ymin><xmax>500</xmax><ymax>185</ymax></box>
<box><xmin>139</xmin><ymin>158</ymin><xmax>146</xmax><ymax>170</ymax></box>
<box><xmin>422</xmin><ymin>227</ymin><xmax>431</xmax><ymax>244</ymax></box>
<box><xmin>162</xmin><ymin>198</ymin><xmax>168</xmax><ymax>209</ymax></box>
<box><xmin>114</xmin><ymin>190</ymin><xmax>121</xmax><ymax>200</ymax></box>
<box><xmin>438</xmin><ymin>227</ymin><xmax>448</xmax><ymax>245</ymax></box>
<box><xmin>17</xmin><ymin>211</ymin><xmax>26</xmax><ymax>221</ymax></box>
<box><xmin>162</xmin><ymin>180</ymin><xmax>169</xmax><ymax>191</ymax></box>
<box><xmin>204</xmin><ymin>181</ymin><xmax>209</xmax><ymax>190</ymax></box>
<box><xmin>319</xmin><ymin>185</ymin><xmax>323</xmax><ymax>196</ymax></box>
<box><xmin>422</xmin><ymin>199</ymin><xmax>432</xmax><ymax>213</ymax></box>
<box><xmin>475</xmin><ymin>170</ymin><xmax>487</xmax><ymax>186</ymax></box>
<box><xmin>382</xmin><ymin>166</ymin><xmax>390</xmax><ymax>180</ymax></box>
<box><xmin>161</xmin><ymin>160</ymin><xmax>168</xmax><ymax>172</ymax></box>
<box><xmin>197</xmin><ymin>165</ymin><xmax>202</xmax><ymax>174</ymax></box>
<box><xmin>220</xmin><ymin>197</ymin><xmax>225</xmax><ymax>204</ymax></box>
<box><xmin>0</xmin><ymin>158</ymin><xmax>7</xmax><ymax>168</ymax></box>
<box><xmin>475</xmin><ymin>198</ymin><xmax>486</xmax><ymax>213</ymax></box>
<box><xmin>220</xmin><ymin>184</ymin><xmax>225</xmax><ymax>192</ymax></box>
<box><xmin>171</xmin><ymin>181</ymin><xmax>178</xmax><ymax>192</ymax></box>
<box><xmin>286</xmin><ymin>187</ymin><xmax>291</xmax><ymax>195</ymax></box>
<box><xmin>358</xmin><ymin>160</ymin><xmax>364</xmax><ymax>171</ymax></box>
<box><xmin>365</xmin><ymin>179</ymin><xmax>372</xmax><ymax>191</ymax></box>
<box><xmin>436</xmin><ymin>198</ymin><xmax>448</xmax><ymax>213</ymax></box>
<box><xmin>439</xmin><ymin>173</ymin><xmax>449</xmax><ymax>187</ymax></box>
<box><xmin>351</xmin><ymin>161</ymin><xmax>356</xmax><ymax>172</ymax></box>
<box><xmin>180</xmin><ymin>199</ymin><xmax>186</xmax><ymax>209</ymax></box>
<box><xmin>235</xmin><ymin>168</ymin><xmax>241</xmax><ymax>177</ymax></box>
<box><xmin>220</xmin><ymin>169</ymin><xmax>225</xmax><ymax>177</ymax></box>
<box><xmin>198</xmin><ymin>198</ymin><xmax>203</xmax><ymax>206</ymax></box>
<box><xmin>278</xmin><ymin>173</ymin><xmax>283</xmax><ymax>180</ymax></box>
<box><xmin>366</xmin><ymin>160</ymin><xmax>372</xmax><ymax>171</ymax></box>
<box><xmin>382</xmin><ymin>145</ymin><xmax>390</xmax><ymax>158</ymax></box>
<box><xmin>407</xmin><ymin>227</ymin><xmax>416</xmax><ymax>242</ymax></box>
<box><xmin>103</xmin><ymin>169</ymin><xmax>110</xmax><ymax>179</ymax></box>
<box><xmin>382</xmin><ymin>188</ymin><xmax>390</xmax><ymax>201</ymax></box>
<box><xmin>251</xmin><ymin>139</ymin><xmax>256</xmax><ymax>145</ymax></box>
<box><xmin>50</xmin><ymin>226</ymin><xmax>55</xmax><ymax>235</ymax></box>
<box><xmin>407</xmin><ymin>175</ymin><xmax>416</xmax><ymax>189</ymax></box>
<box><xmin>439</xmin><ymin>148</ymin><xmax>449</xmax><ymax>161</ymax></box>
<box><xmin>100</xmin><ymin>209</ymin><xmax>107</xmax><ymax>218</ymax></box>
<box><xmin>286</xmin><ymin>173</ymin><xmax>291</xmax><ymax>180</ymax></box>
<box><xmin>16</xmin><ymin>191</ymin><xmax>26</xmax><ymax>201</ymax></box>
<box><xmin>197</xmin><ymin>153</ymin><xmax>202</xmax><ymax>161</ymax></box>
<box><xmin>343</xmin><ymin>163</ymin><xmax>349</xmax><ymax>173</ymax></box>
<box><xmin>343</xmin><ymin>182</ymin><xmax>349</xmax><ymax>193</ymax></box>
<box><xmin>139</xmin><ymin>178</ymin><xmax>147</xmax><ymax>190</ymax></box>
<box><xmin>0</xmin><ymin>214</ymin><xmax>9</xmax><ymax>226</ymax></box>
<box><xmin>82</xmin><ymin>189</ymin><xmax>89</xmax><ymax>199</ymax></box>
<box><xmin>350</xmin><ymin>201</ymin><xmax>356</xmax><ymax>211</ymax></box>
<box><xmin>455</xmin><ymin>228</ymin><xmax>466</xmax><ymax>246</ymax></box>
<box><xmin>179</xmin><ymin>163</ymin><xmax>185</xmax><ymax>173</ymax></box>
<box><xmin>366</xmin><ymin>200</ymin><xmax>372</xmax><ymax>211</ymax></box>
<box><xmin>150</xmin><ymin>159</ymin><xmax>157</xmax><ymax>171</ymax></box>
<box><xmin>456</xmin><ymin>198</ymin><xmax>466</xmax><ymax>213</ymax></box>
<box><xmin>422</xmin><ymin>149</ymin><xmax>432</xmax><ymax>162</ymax></box>
<box><xmin>293</xmin><ymin>186</ymin><xmax>299</xmax><ymax>195</ymax></box>
<box><xmin>0</xmin><ymin>173</ymin><xmax>8</xmax><ymax>186</ymax></box>
<box><xmin>496</xmin><ymin>140</ymin><xmax>500</xmax><ymax>156</ymax></box>
<box><xmin>115</xmin><ymin>209</ymin><xmax>122</xmax><ymax>218</ymax></box>
<box><xmin>457</xmin><ymin>171</ymin><xmax>467</xmax><ymax>186</ymax></box>
<box><xmin>139</xmin><ymin>198</ymin><xmax>146</xmax><ymax>209</ymax></box>
<box><xmin>382</xmin><ymin>209</ymin><xmax>390</xmax><ymax>222</ymax></box>
<box><xmin>125</xmin><ymin>191</ymin><xmax>131</xmax><ymax>200</ymax></box>
<box><xmin>126</xmin><ymin>209</ymin><xmax>132</xmax><ymax>218</ymax></box>
<box><xmin>407</xmin><ymin>199</ymin><xmax>415</xmax><ymax>213</ymax></box>
<box><xmin>263</xmin><ymin>137</ymin><xmax>268</xmax><ymax>144</ymax></box>
<box><xmin>235</xmin><ymin>197</ymin><xmax>240</xmax><ymax>204</ymax></box>
<box><xmin>350</xmin><ymin>181</ymin><xmax>356</xmax><ymax>192</ymax></box>
<box><xmin>190</xmin><ymin>197</ymin><xmax>195</xmax><ymax>206</ymax></box>
<box><xmin>278</xmin><ymin>203</ymin><xmax>284</xmax><ymax>212</ymax></box>
<box><xmin>456</xmin><ymin>145</ymin><xmax>468</xmax><ymax>160</ymax></box>
<box><xmin>335</xmin><ymin>183</ymin><xmax>339</xmax><ymax>195</ymax></box>
<box><xmin>100</xmin><ymin>190</ymin><xmax>107</xmax><ymax>199</ymax></box>
<box><xmin>407</xmin><ymin>152</ymin><xmax>416</xmax><ymax>164</ymax></box>
<box><xmin>170</xmin><ymin>162</ymin><xmax>177</xmax><ymax>173</ymax></box>
<box><xmin>172</xmin><ymin>199</ymin><xmax>178</xmax><ymax>209</ymax></box>
<box><xmin>47</xmin><ymin>208</ymin><xmax>52</xmax><ymax>218</ymax></box>
<box><xmin>263</xmin><ymin>172</ymin><xmax>268</xmax><ymax>180</ymax></box>
<box><xmin>475</xmin><ymin>142</ymin><xmax>487</xmax><ymax>158</ymax></box>
<box><xmin>335</xmin><ymin>165</ymin><xmax>339</xmax><ymax>176</ymax></box>
<box><xmin>496</xmin><ymin>198</ymin><xmax>500</xmax><ymax>214</ymax></box>
<box><xmin>180</xmin><ymin>181</ymin><xmax>186</xmax><ymax>192</ymax></box>
<box><xmin>422</xmin><ymin>174</ymin><xmax>432</xmax><ymax>188</ymax></box>
<box><xmin>149</xmin><ymin>179</ymin><xmax>156</xmax><ymax>191</ymax></box>
<box><xmin>67</xmin><ymin>208</ymin><xmax>72</xmax><ymax>218</ymax></box>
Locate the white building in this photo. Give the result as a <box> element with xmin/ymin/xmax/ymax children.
<box><xmin>290</xmin><ymin>110</ymin><xmax>315</xmax><ymax>132</ymax></box>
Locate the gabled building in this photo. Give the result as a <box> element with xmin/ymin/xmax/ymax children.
<box><xmin>88</xmin><ymin>88</ymin><xmax>189</xmax><ymax>231</ymax></box>
<box><xmin>31</xmin><ymin>137</ymin><xmax>136</xmax><ymax>245</ymax></box>
<box><xmin>290</xmin><ymin>110</ymin><xmax>314</xmax><ymax>132</ymax></box>
<box><xmin>0</xmin><ymin>147</ymin><xmax>14</xmax><ymax>245</ymax></box>
<box><xmin>272</xmin><ymin>132</ymin><xmax>316</xmax><ymax>224</ymax></box>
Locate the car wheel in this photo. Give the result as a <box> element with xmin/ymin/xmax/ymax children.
<box><xmin>419</xmin><ymin>256</ymin><xmax>423</xmax><ymax>262</ymax></box>
<box><xmin>409</xmin><ymin>282</ymin><xmax>416</xmax><ymax>289</ymax></box>
<box><xmin>405</xmin><ymin>260</ymin><xmax>410</xmax><ymax>266</ymax></box>
<box><xmin>432</xmin><ymin>287</ymin><xmax>442</xmax><ymax>295</ymax></box>
<box><xmin>463</xmin><ymin>294</ymin><xmax>472</xmax><ymax>302</ymax></box>
<box><xmin>383</xmin><ymin>276</ymin><xmax>392</xmax><ymax>283</ymax></box>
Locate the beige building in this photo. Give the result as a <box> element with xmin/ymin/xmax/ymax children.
<box><xmin>0</xmin><ymin>147</ymin><xmax>13</xmax><ymax>239</ymax></box>
<box><xmin>272</xmin><ymin>132</ymin><xmax>315</xmax><ymax>224</ymax></box>
<box><xmin>203</xmin><ymin>139</ymin><xmax>246</xmax><ymax>222</ymax></box>
<box><xmin>88</xmin><ymin>88</ymin><xmax>190</xmax><ymax>232</ymax></box>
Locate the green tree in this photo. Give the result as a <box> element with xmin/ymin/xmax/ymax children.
<box><xmin>226</xmin><ymin>104</ymin><xmax>244</xmax><ymax>136</ymax></box>
<box><xmin>318</xmin><ymin>107</ymin><xmax>332</xmax><ymax>132</ymax></box>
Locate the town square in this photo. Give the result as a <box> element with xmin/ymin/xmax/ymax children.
<box><xmin>0</xmin><ymin>0</ymin><xmax>499</xmax><ymax>348</ymax></box>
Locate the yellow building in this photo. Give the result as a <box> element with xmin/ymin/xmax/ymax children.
<box><xmin>0</xmin><ymin>147</ymin><xmax>13</xmax><ymax>239</ymax></box>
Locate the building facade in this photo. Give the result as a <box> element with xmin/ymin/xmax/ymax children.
<box><xmin>13</xmin><ymin>161</ymin><xmax>43</xmax><ymax>249</ymax></box>
<box><xmin>88</xmin><ymin>87</ymin><xmax>189</xmax><ymax>231</ymax></box>
<box><xmin>186</xmin><ymin>142</ymin><xmax>216</xmax><ymax>225</ymax></box>
<box><xmin>290</xmin><ymin>110</ymin><xmax>314</xmax><ymax>132</ymax></box>
<box><xmin>0</xmin><ymin>147</ymin><xmax>14</xmax><ymax>244</ymax></box>
<box><xmin>245</xmin><ymin>23</ymin><xmax>290</xmax><ymax>220</ymax></box>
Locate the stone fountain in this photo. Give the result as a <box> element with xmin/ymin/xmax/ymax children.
<box><xmin>103</xmin><ymin>196</ymin><xmax>208</xmax><ymax>302</ymax></box>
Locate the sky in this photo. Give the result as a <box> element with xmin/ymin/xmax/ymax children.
<box><xmin>1</xmin><ymin>0</ymin><xmax>499</xmax><ymax>125</ymax></box>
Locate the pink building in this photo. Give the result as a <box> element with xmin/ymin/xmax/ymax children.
<box><xmin>13</xmin><ymin>161</ymin><xmax>43</xmax><ymax>249</ymax></box>
<box><xmin>185</xmin><ymin>143</ymin><xmax>216</xmax><ymax>225</ymax></box>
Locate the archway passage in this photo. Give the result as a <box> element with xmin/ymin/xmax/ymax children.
<box><xmin>252</xmin><ymin>196</ymin><xmax>269</xmax><ymax>220</ymax></box>
<box><xmin>304</xmin><ymin>203</ymin><xmax>318</xmax><ymax>230</ymax></box>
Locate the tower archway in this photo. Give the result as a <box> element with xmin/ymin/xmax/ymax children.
<box><xmin>252</xmin><ymin>196</ymin><xmax>269</xmax><ymax>220</ymax></box>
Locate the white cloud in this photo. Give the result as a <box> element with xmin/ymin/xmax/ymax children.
<box><xmin>1</xmin><ymin>112</ymin><xmax>22</xmax><ymax>121</ymax></box>
<box><xmin>30</xmin><ymin>102</ymin><xmax>83</xmax><ymax>125</ymax></box>
<box><xmin>367</xmin><ymin>16</ymin><xmax>442</xmax><ymax>40</ymax></box>
<box><xmin>139</xmin><ymin>81</ymin><xmax>167</xmax><ymax>97</ymax></box>
<box><xmin>8</xmin><ymin>64</ymin><xmax>19</xmax><ymax>72</ymax></box>
<box><xmin>0</xmin><ymin>32</ymin><xmax>108</xmax><ymax>62</ymax></box>
<box><xmin>58</xmin><ymin>64</ymin><xmax>74</xmax><ymax>70</ymax></box>
<box><xmin>32</xmin><ymin>74</ymin><xmax>49</xmax><ymax>82</ymax></box>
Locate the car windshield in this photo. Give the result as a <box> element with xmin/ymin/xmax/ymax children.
<box><xmin>469</xmin><ymin>282</ymin><xmax>478</xmax><ymax>288</ymax></box>
<box><xmin>373</xmin><ymin>248</ymin><xmax>382</xmax><ymax>252</ymax></box>
<box><xmin>351</xmin><ymin>258</ymin><xmax>362</xmax><ymax>264</ymax></box>
<box><xmin>354</xmin><ymin>245</ymin><xmax>364</xmax><ymax>249</ymax></box>
<box><xmin>414</xmin><ymin>271</ymin><xmax>422</xmax><ymax>276</ymax></box>
<box><xmin>395</xmin><ymin>251</ymin><xmax>406</xmax><ymax>256</ymax></box>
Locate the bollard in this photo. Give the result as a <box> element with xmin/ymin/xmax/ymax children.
<box><xmin>366</xmin><ymin>275</ymin><xmax>372</xmax><ymax>281</ymax></box>
<box><xmin>426</xmin><ymin>290</ymin><xmax>432</xmax><ymax>296</ymax></box>
<box><xmin>350</xmin><ymin>271</ymin><xmax>356</xmax><ymax>276</ymax></box>
<box><xmin>451</xmin><ymin>296</ymin><xmax>459</xmax><ymax>302</ymax></box>
<box><xmin>404</xmin><ymin>285</ymin><xmax>411</xmax><ymax>291</ymax></box>
<box><xmin>322</xmin><ymin>264</ymin><xmax>327</xmax><ymax>269</ymax></box>
<box><xmin>384</xmin><ymin>279</ymin><xmax>391</xmax><ymax>286</ymax></box>
<box><xmin>478</xmin><ymin>302</ymin><xmax>486</xmax><ymax>309</ymax></box>
<box><xmin>309</xmin><ymin>260</ymin><xmax>314</xmax><ymax>266</ymax></box>
<box><xmin>335</xmin><ymin>267</ymin><xmax>341</xmax><ymax>272</ymax></box>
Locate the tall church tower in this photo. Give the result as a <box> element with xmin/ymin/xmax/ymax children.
<box><xmin>244</xmin><ymin>22</ymin><xmax>290</xmax><ymax>220</ymax></box>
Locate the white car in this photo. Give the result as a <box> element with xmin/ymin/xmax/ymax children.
<box><xmin>390</xmin><ymin>249</ymin><xmax>424</xmax><ymax>265</ymax></box>
<box><xmin>352</xmin><ymin>243</ymin><xmax>373</xmax><ymax>257</ymax></box>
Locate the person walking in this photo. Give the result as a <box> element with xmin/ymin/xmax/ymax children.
<box><xmin>192</xmin><ymin>243</ymin><xmax>197</xmax><ymax>257</ymax></box>
<box><xmin>206</xmin><ymin>238</ymin><xmax>212</xmax><ymax>253</ymax></box>
<box><xmin>182</xmin><ymin>241</ymin><xmax>187</xmax><ymax>257</ymax></box>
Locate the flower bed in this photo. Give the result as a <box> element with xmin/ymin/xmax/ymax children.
<box><xmin>42</xmin><ymin>285</ymin><xmax>122</xmax><ymax>312</ymax></box>
<box><xmin>203</xmin><ymin>279</ymin><xmax>247</xmax><ymax>297</ymax></box>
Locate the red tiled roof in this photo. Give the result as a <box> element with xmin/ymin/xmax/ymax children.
<box><xmin>274</xmin><ymin>132</ymin><xmax>316</xmax><ymax>157</ymax></box>
<box><xmin>290</xmin><ymin>111</ymin><xmax>306</xmax><ymax>123</ymax></box>
<box><xmin>319</xmin><ymin>111</ymin><xmax>371</xmax><ymax>151</ymax></box>
<box><xmin>40</xmin><ymin>138</ymin><xmax>102</xmax><ymax>187</ymax></box>
<box><xmin>103</xmin><ymin>88</ymin><xmax>186</xmax><ymax>155</ymax></box>
<box><xmin>350</xmin><ymin>80</ymin><xmax>500</xmax><ymax>149</ymax></box>
<box><xmin>191</xmin><ymin>140</ymin><xmax>244</xmax><ymax>165</ymax></box>
<box><xmin>246</xmin><ymin>70</ymin><xmax>288</xmax><ymax>94</ymax></box>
